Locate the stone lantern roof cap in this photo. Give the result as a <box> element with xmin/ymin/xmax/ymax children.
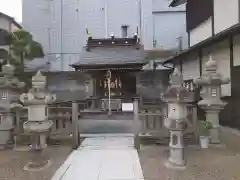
<box><xmin>205</xmin><ymin>55</ymin><xmax>217</xmax><ymax>72</ymax></box>
<box><xmin>195</xmin><ymin>56</ymin><xmax>230</xmax><ymax>85</ymax></box>
<box><xmin>0</xmin><ymin>63</ymin><xmax>25</xmax><ymax>89</ymax></box>
<box><xmin>32</xmin><ymin>71</ymin><xmax>46</xmax><ymax>87</ymax></box>
<box><xmin>2</xmin><ymin>63</ymin><xmax>15</xmax><ymax>76</ymax></box>
<box><xmin>161</xmin><ymin>68</ymin><xmax>194</xmax><ymax>103</ymax></box>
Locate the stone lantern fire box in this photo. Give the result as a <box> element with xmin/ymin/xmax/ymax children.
<box><xmin>161</xmin><ymin>68</ymin><xmax>194</xmax><ymax>169</ymax></box>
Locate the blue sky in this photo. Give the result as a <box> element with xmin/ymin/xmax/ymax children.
<box><xmin>0</xmin><ymin>0</ymin><xmax>22</xmax><ymax>22</ymax></box>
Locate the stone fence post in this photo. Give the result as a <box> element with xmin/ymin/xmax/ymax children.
<box><xmin>72</xmin><ymin>102</ymin><xmax>80</xmax><ymax>149</ymax></box>
<box><xmin>133</xmin><ymin>98</ymin><xmax>140</xmax><ymax>150</ymax></box>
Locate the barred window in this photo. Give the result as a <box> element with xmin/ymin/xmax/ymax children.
<box><xmin>1</xmin><ymin>91</ymin><xmax>8</xmax><ymax>100</ymax></box>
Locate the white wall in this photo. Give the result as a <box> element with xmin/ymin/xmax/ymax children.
<box><xmin>153</xmin><ymin>12</ymin><xmax>187</xmax><ymax>50</ymax></box>
<box><xmin>23</xmin><ymin>0</ymin><xmax>153</xmax><ymax>71</ymax></box>
<box><xmin>22</xmin><ymin>0</ymin><xmax>50</xmax><ymax>54</ymax></box>
<box><xmin>202</xmin><ymin>40</ymin><xmax>231</xmax><ymax>96</ymax></box>
<box><xmin>0</xmin><ymin>17</ymin><xmax>10</xmax><ymax>31</ymax></box>
<box><xmin>190</xmin><ymin>18</ymin><xmax>212</xmax><ymax>46</ymax></box>
<box><xmin>233</xmin><ymin>35</ymin><xmax>240</xmax><ymax>66</ymax></box>
<box><xmin>141</xmin><ymin>0</ymin><xmax>153</xmax><ymax>50</ymax></box>
<box><xmin>152</xmin><ymin>0</ymin><xmax>185</xmax><ymax>12</ymax></box>
<box><xmin>214</xmin><ymin>0</ymin><xmax>239</xmax><ymax>34</ymax></box>
<box><xmin>182</xmin><ymin>54</ymin><xmax>200</xmax><ymax>80</ymax></box>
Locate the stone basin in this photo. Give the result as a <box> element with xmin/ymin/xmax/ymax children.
<box><xmin>23</xmin><ymin>120</ymin><xmax>53</xmax><ymax>133</ymax></box>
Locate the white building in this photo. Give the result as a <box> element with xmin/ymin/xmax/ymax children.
<box><xmin>165</xmin><ymin>0</ymin><xmax>240</xmax><ymax>128</ymax></box>
<box><xmin>22</xmin><ymin>0</ymin><xmax>187</xmax><ymax>72</ymax></box>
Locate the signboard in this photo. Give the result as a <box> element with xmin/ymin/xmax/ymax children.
<box><xmin>122</xmin><ymin>103</ymin><xmax>134</xmax><ymax>112</ymax></box>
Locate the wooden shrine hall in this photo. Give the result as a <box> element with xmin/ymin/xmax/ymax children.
<box><xmin>71</xmin><ymin>34</ymin><xmax>147</xmax><ymax>113</ymax></box>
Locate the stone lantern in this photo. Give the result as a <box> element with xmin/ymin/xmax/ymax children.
<box><xmin>161</xmin><ymin>68</ymin><xmax>194</xmax><ymax>169</ymax></box>
<box><xmin>195</xmin><ymin>56</ymin><xmax>230</xmax><ymax>144</ymax></box>
<box><xmin>20</xmin><ymin>71</ymin><xmax>56</xmax><ymax>170</ymax></box>
<box><xmin>0</xmin><ymin>63</ymin><xmax>24</xmax><ymax>148</ymax></box>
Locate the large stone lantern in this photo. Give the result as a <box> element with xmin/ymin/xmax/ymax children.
<box><xmin>161</xmin><ymin>68</ymin><xmax>194</xmax><ymax>169</ymax></box>
<box><xmin>195</xmin><ymin>56</ymin><xmax>230</xmax><ymax>144</ymax></box>
<box><xmin>0</xmin><ymin>63</ymin><xmax>24</xmax><ymax>148</ymax></box>
<box><xmin>20</xmin><ymin>71</ymin><xmax>56</xmax><ymax>170</ymax></box>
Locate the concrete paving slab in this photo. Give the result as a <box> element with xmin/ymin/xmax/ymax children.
<box><xmin>52</xmin><ymin>134</ymin><xmax>144</xmax><ymax>180</ymax></box>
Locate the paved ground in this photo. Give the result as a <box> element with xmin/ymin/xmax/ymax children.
<box><xmin>52</xmin><ymin>135</ymin><xmax>143</xmax><ymax>180</ymax></box>
<box><xmin>0</xmin><ymin>146</ymin><xmax>72</xmax><ymax>180</ymax></box>
<box><xmin>139</xmin><ymin>127</ymin><xmax>240</xmax><ymax>180</ymax></box>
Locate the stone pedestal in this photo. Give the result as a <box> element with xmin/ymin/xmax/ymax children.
<box><xmin>195</xmin><ymin>56</ymin><xmax>230</xmax><ymax>144</ymax></box>
<box><xmin>162</xmin><ymin>68</ymin><xmax>194</xmax><ymax>170</ymax></box>
<box><xmin>206</xmin><ymin>109</ymin><xmax>221</xmax><ymax>144</ymax></box>
<box><xmin>167</xmin><ymin>126</ymin><xmax>185</xmax><ymax>169</ymax></box>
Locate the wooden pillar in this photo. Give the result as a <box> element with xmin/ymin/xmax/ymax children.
<box><xmin>133</xmin><ymin>99</ymin><xmax>140</xmax><ymax>150</ymax></box>
<box><xmin>72</xmin><ymin>102</ymin><xmax>79</xmax><ymax>149</ymax></box>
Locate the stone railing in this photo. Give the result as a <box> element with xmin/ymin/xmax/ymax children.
<box><xmin>137</xmin><ymin>104</ymin><xmax>198</xmax><ymax>140</ymax></box>
<box><xmin>138</xmin><ymin>105</ymin><xmax>168</xmax><ymax>137</ymax></box>
<box><xmin>48</xmin><ymin>106</ymin><xmax>73</xmax><ymax>137</ymax></box>
<box><xmin>16</xmin><ymin>102</ymin><xmax>76</xmax><ymax>138</ymax></box>
<box><xmin>14</xmin><ymin>101</ymin><xmax>198</xmax><ymax>145</ymax></box>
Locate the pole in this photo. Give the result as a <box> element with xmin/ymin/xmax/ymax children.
<box><xmin>107</xmin><ymin>70</ymin><xmax>111</xmax><ymax>115</ymax></box>
<box><xmin>133</xmin><ymin>99</ymin><xmax>140</xmax><ymax>150</ymax></box>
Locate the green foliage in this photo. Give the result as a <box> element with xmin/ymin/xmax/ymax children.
<box><xmin>5</xmin><ymin>29</ymin><xmax>44</xmax><ymax>68</ymax></box>
<box><xmin>1</xmin><ymin>29</ymin><xmax>45</xmax><ymax>92</ymax></box>
<box><xmin>198</xmin><ymin>120</ymin><xmax>213</xmax><ymax>136</ymax></box>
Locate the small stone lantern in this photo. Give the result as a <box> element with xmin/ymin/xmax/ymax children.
<box><xmin>0</xmin><ymin>63</ymin><xmax>24</xmax><ymax>147</ymax></box>
<box><xmin>195</xmin><ymin>56</ymin><xmax>230</xmax><ymax>144</ymax></box>
<box><xmin>161</xmin><ymin>68</ymin><xmax>194</xmax><ymax>169</ymax></box>
<box><xmin>20</xmin><ymin>71</ymin><xmax>56</xmax><ymax>170</ymax></box>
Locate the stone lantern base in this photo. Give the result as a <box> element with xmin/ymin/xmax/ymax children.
<box><xmin>24</xmin><ymin>148</ymin><xmax>51</xmax><ymax>171</ymax></box>
<box><xmin>165</xmin><ymin>159</ymin><xmax>186</xmax><ymax>170</ymax></box>
<box><xmin>165</xmin><ymin>130</ymin><xmax>186</xmax><ymax>170</ymax></box>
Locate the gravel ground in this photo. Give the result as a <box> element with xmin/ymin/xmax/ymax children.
<box><xmin>1</xmin><ymin>128</ymin><xmax>240</xmax><ymax>180</ymax></box>
<box><xmin>139</xmin><ymin>128</ymin><xmax>240</xmax><ymax>180</ymax></box>
<box><xmin>0</xmin><ymin>146</ymin><xmax>72</xmax><ymax>180</ymax></box>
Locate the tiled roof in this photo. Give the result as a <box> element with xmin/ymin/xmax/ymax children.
<box><xmin>71</xmin><ymin>36</ymin><xmax>146</xmax><ymax>69</ymax></box>
<box><xmin>169</xmin><ymin>0</ymin><xmax>187</xmax><ymax>7</ymax></box>
<box><xmin>72</xmin><ymin>46</ymin><xmax>146</xmax><ymax>67</ymax></box>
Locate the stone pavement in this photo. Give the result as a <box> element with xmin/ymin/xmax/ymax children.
<box><xmin>139</xmin><ymin>127</ymin><xmax>240</xmax><ymax>180</ymax></box>
<box><xmin>0</xmin><ymin>146</ymin><xmax>72</xmax><ymax>180</ymax></box>
<box><xmin>52</xmin><ymin>135</ymin><xmax>144</xmax><ymax>180</ymax></box>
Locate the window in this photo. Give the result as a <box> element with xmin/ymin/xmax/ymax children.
<box><xmin>183</xmin><ymin>80</ymin><xmax>195</xmax><ymax>92</ymax></box>
<box><xmin>1</xmin><ymin>91</ymin><xmax>8</xmax><ymax>100</ymax></box>
<box><xmin>121</xmin><ymin>25</ymin><xmax>128</xmax><ymax>38</ymax></box>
